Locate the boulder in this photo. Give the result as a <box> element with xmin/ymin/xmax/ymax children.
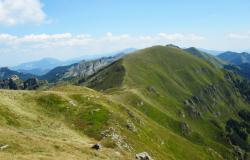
<box><xmin>233</xmin><ymin>145</ymin><xmax>245</xmax><ymax>160</ymax></box>
<box><xmin>126</xmin><ymin>120</ymin><xmax>137</xmax><ymax>132</ymax></box>
<box><xmin>24</xmin><ymin>77</ymin><xmax>39</xmax><ymax>90</ymax></box>
<box><xmin>0</xmin><ymin>144</ymin><xmax>9</xmax><ymax>151</ymax></box>
<box><xmin>9</xmin><ymin>79</ymin><xmax>18</xmax><ymax>90</ymax></box>
<box><xmin>0</xmin><ymin>79</ymin><xmax>9</xmax><ymax>89</ymax></box>
<box><xmin>177</xmin><ymin>110</ymin><xmax>186</xmax><ymax>118</ymax></box>
<box><xmin>187</xmin><ymin>106</ymin><xmax>202</xmax><ymax>119</ymax></box>
<box><xmin>180</xmin><ymin>122</ymin><xmax>191</xmax><ymax>136</ymax></box>
<box><xmin>91</xmin><ymin>143</ymin><xmax>101</xmax><ymax>150</ymax></box>
<box><xmin>10</xmin><ymin>75</ymin><xmax>19</xmax><ymax>81</ymax></box>
<box><xmin>136</xmin><ymin>152</ymin><xmax>152</xmax><ymax>160</ymax></box>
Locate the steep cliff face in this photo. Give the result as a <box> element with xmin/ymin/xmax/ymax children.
<box><xmin>41</xmin><ymin>55</ymin><xmax>123</xmax><ymax>83</ymax></box>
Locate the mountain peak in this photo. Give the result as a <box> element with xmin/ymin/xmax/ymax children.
<box><xmin>166</xmin><ymin>44</ymin><xmax>181</xmax><ymax>49</ymax></box>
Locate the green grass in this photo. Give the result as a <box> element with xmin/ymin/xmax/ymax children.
<box><xmin>1</xmin><ymin>45</ymin><xmax>250</xmax><ymax>159</ymax></box>
<box><xmin>84</xmin><ymin>45</ymin><xmax>250</xmax><ymax>159</ymax></box>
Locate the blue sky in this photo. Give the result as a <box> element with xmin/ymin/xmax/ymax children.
<box><xmin>0</xmin><ymin>0</ymin><xmax>250</xmax><ymax>66</ymax></box>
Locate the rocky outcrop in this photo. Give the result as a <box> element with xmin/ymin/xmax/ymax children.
<box><xmin>0</xmin><ymin>75</ymin><xmax>41</xmax><ymax>90</ymax></box>
<box><xmin>9</xmin><ymin>78</ymin><xmax>18</xmax><ymax>90</ymax></box>
<box><xmin>41</xmin><ymin>55</ymin><xmax>123</xmax><ymax>83</ymax></box>
<box><xmin>146</xmin><ymin>86</ymin><xmax>160</xmax><ymax>96</ymax></box>
<box><xmin>101</xmin><ymin>127</ymin><xmax>133</xmax><ymax>151</ymax></box>
<box><xmin>24</xmin><ymin>77</ymin><xmax>39</xmax><ymax>90</ymax></box>
<box><xmin>183</xmin><ymin>83</ymin><xmax>223</xmax><ymax>119</ymax></box>
<box><xmin>180</xmin><ymin>122</ymin><xmax>191</xmax><ymax>136</ymax></box>
<box><xmin>91</xmin><ymin>143</ymin><xmax>101</xmax><ymax>150</ymax></box>
<box><xmin>126</xmin><ymin>120</ymin><xmax>137</xmax><ymax>132</ymax></box>
<box><xmin>0</xmin><ymin>75</ymin><xmax>23</xmax><ymax>90</ymax></box>
<box><xmin>135</xmin><ymin>152</ymin><xmax>152</xmax><ymax>160</ymax></box>
<box><xmin>186</xmin><ymin>106</ymin><xmax>202</xmax><ymax>119</ymax></box>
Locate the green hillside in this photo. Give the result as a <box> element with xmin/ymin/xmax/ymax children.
<box><xmin>1</xmin><ymin>45</ymin><xmax>250</xmax><ymax>160</ymax></box>
<box><xmin>184</xmin><ymin>47</ymin><xmax>226</xmax><ymax>68</ymax></box>
<box><xmin>84</xmin><ymin>45</ymin><xmax>250</xmax><ymax>159</ymax></box>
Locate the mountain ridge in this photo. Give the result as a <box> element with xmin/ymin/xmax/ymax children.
<box><xmin>1</xmin><ymin>45</ymin><xmax>250</xmax><ymax>159</ymax></box>
<box><xmin>218</xmin><ymin>51</ymin><xmax>250</xmax><ymax>65</ymax></box>
<box><xmin>82</xmin><ymin>45</ymin><xmax>250</xmax><ymax>159</ymax></box>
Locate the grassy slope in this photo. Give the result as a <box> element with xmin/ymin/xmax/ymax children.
<box><xmin>184</xmin><ymin>47</ymin><xmax>226</xmax><ymax>68</ymax></box>
<box><xmin>85</xmin><ymin>45</ymin><xmax>250</xmax><ymax>159</ymax></box>
<box><xmin>0</xmin><ymin>84</ymin><xmax>220</xmax><ymax>160</ymax></box>
<box><xmin>1</xmin><ymin>45</ymin><xmax>249</xmax><ymax>160</ymax></box>
<box><xmin>0</xmin><ymin>86</ymin><xmax>133</xmax><ymax>160</ymax></box>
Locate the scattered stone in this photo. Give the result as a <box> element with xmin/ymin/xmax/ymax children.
<box><xmin>192</xmin><ymin>96</ymin><xmax>200</xmax><ymax>104</ymax></box>
<box><xmin>161</xmin><ymin>141</ymin><xmax>165</xmax><ymax>145</ymax></box>
<box><xmin>127</xmin><ymin>109</ymin><xmax>135</xmax><ymax>118</ymax></box>
<box><xmin>69</xmin><ymin>100</ymin><xmax>76</xmax><ymax>106</ymax></box>
<box><xmin>137</xmin><ymin>101</ymin><xmax>144</xmax><ymax>107</ymax></box>
<box><xmin>10</xmin><ymin>75</ymin><xmax>19</xmax><ymax>81</ymax></box>
<box><xmin>180</xmin><ymin>122</ymin><xmax>191</xmax><ymax>136</ymax></box>
<box><xmin>186</xmin><ymin>106</ymin><xmax>202</xmax><ymax>119</ymax></box>
<box><xmin>177</xmin><ymin>110</ymin><xmax>185</xmax><ymax>118</ymax></box>
<box><xmin>126</xmin><ymin>120</ymin><xmax>137</xmax><ymax>132</ymax></box>
<box><xmin>183</xmin><ymin>100</ymin><xmax>190</xmax><ymax>106</ymax></box>
<box><xmin>135</xmin><ymin>152</ymin><xmax>152</xmax><ymax>160</ymax></box>
<box><xmin>146</xmin><ymin>86</ymin><xmax>159</xmax><ymax>95</ymax></box>
<box><xmin>91</xmin><ymin>143</ymin><xmax>101</xmax><ymax>150</ymax></box>
<box><xmin>232</xmin><ymin>145</ymin><xmax>245</xmax><ymax>160</ymax></box>
<box><xmin>101</xmin><ymin>127</ymin><xmax>133</xmax><ymax>151</ymax></box>
<box><xmin>0</xmin><ymin>144</ymin><xmax>9</xmax><ymax>151</ymax></box>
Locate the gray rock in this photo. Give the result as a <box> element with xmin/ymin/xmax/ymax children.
<box><xmin>24</xmin><ymin>77</ymin><xmax>39</xmax><ymax>90</ymax></box>
<box><xmin>233</xmin><ymin>145</ymin><xmax>245</xmax><ymax>160</ymax></box>
<box><xmin>177</xmin><ymin>110</ymin><xmax>186</xmax><ymax>118</ymax></box>
<box><xmin>126</xmin><ymin>120</ymin><xmax>137</xmax><ymax>132</ymax></box>
<box><xmin>187</xmin><ymin>106</ymin><xmax>202</xmax><ymax>119</ymax></box>
<box><xmin>146</xmin><ymin>86</ymin><xmax>159</xmax><ymax>95</ymax></box>
<box><xmin>8</xmin><ymin>78</ymin><xmax>18</xmax><ymax>90</ymax></box>
<box><xmin>136</xmin><ymin>152</ymin><xmax>152</xmax><ymax>160</ymax></box>
<box><xmin>180</xmin><ymin>122</ymin><xmax>191</xmax><ymax>136</ymax></box>
<box><xmin>91</xmin><ymin>143</ymin><xmax>101</xmax><ymax>150</ymax></box>
<box><xmin>0</xmin><ymin>144</ymin><xmax>9</xmax><ymax>151</ymax></box>
<box><xmin>183</xmin><ymin>100</ymin><xmax>190</xmax><ymax>106</ymax></box>
<box><xmin>0</xmin><ymin>75</ymin><xmax>22</xmax><ymax>90</ymax></box>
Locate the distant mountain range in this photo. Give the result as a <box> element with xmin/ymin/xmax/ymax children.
<box><xmin>217</xmin><ymin>51</ymin><xmax>250</xmax><ymax>65</ymax></box>
<box><xmin>216</xmin><ymin>51</ymin><xmax>250</xmax><ymax>79</ymax></box>
<box><xmin>198</xmin><ymin>48</ymin><xmax>224</xmax><ymax>56</ymax></box>
<box><xmin>40</xmin><ymin>54</ymin><xmax>123</xmax><ymax>83</ymax></box>
<box><xmin>10</xmin><ymin>48</ymin><xmax>136</xmax><ymax>76</ymax></box>
<box><xmin>0</xmin><ymin>48</ymin><xmax>136</xmax><ymax>82</ymax></box>
<box><xmin>4</xmin><ymin>47</ymin><xmax>250</xmax><ymax>83</ymax></box>
<box><xmin>11</xmin><ymin>58</ymin><xmax>80</xmax><ymax>76</ymax></box>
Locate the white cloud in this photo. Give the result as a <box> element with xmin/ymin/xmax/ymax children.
<box><xmin>158</xmin><ymin>33</ymin><xmax>205</xmax><ymax>41</ymax></box>
<box><xmin>0</xmin><ymin>0</ymin><xmax>46</xmax><ymax>25</ymax></box>
<box><xmin>0</xmin><ymin>32</ymin><xmax>204</xmax><ymax>46</ymax></box>
<box><xmin>228</xmin><ymin>33</ymin><xmax>250</xmax><ymax>39</ymax></box>
<box><xmin>0</xmin><ymin>32</ymin><xmax>205</xmax><ymax>66</ymax></box>
<box><xmin>21</xmin><ymin>33</ymin><xmax>72</xmax><ymax>42</ymax></box>
<box><xmin>0</xmin><ymin>33</ymin><xmax>17</xmax><ymax>41</ymax></box>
